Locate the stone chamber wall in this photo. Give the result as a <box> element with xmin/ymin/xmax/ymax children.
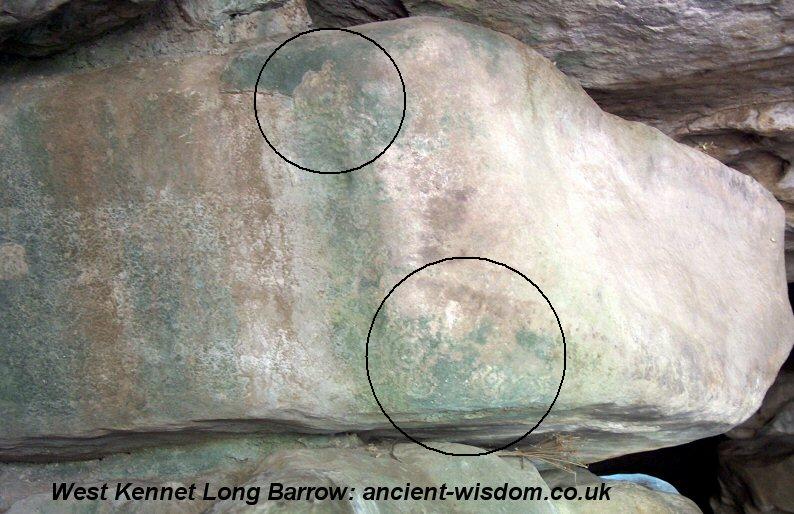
<box><xmin>1</xmin><ymin>1</ymin><xmax>792</xmax><ymax>512</ymax></box>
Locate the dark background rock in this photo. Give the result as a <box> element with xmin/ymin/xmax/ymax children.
<box><xmin>0</xmin><ymin>0</ymin><xmax>158</xmax><ymax>55</ymax></box>
<box><xmin>714</xmin><ymin>436</ymin><xmax>794</xmax><ymax>514</ymax></box>
<box><xmin>0</xmin><ymin>0</ymin><xmax>312</xmax><ymax>74</ymax></box>
<box><xmin>306</xmin><ymin>0</ymin><xmax>406</xmax><ymax>27</ymax></box>
<box><xmin>590</xmin><ymin>436</ymin><xmax>725</xmax><ymax>512</ymax></box>
<box><xmin>711</xmin><ymin>352</ymin><xmax>794</xmax><ymax>513</ymax></box>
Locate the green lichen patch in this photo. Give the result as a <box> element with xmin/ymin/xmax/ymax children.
<box><xmin>232</xmin><ymin>29</ymin><xmax>404</xmax><ymax>172</ymax></box>
<box><xmin>368</xmin><ymin>310</ymin><xmax>563</xmax><ymax>418</ymax></box>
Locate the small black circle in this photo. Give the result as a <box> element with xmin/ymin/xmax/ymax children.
<box><xmin>253</xmin><ymin>28</ymin><xmax>406</xmax><ymax>175</ymax></box>
<box><xmin>365</xmin><ymin>256</ymin><xmax>566</xmax><ymax>456</ymax></box>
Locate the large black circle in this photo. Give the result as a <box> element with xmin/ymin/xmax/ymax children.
<box><xmin>366</xmin><ymin>256</ymin><xmax>567</xmax><ymax>457</ymax></box>
<box><xmin>253</xmin><ymin>28</ymin><xmax>407</xmax><ymax>175</ymax></box>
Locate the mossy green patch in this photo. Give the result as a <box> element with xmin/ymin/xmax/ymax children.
<box><xmin>115</xmin><ymin>196</ymin><xmax>245</xmax><ymax>415</ymax></box>
<box><xmin>368</xmin><ymin>311</ymin><xmax>562</xmax><ymax>417</ymax></box>
<box><xmin>515</xmin><ymin>328</ymin><xmax>558</xmax><ymax>361</ymax></box>
<box><xmin>0</xmin><ymin>103</ymin><xmax>84</xmax><ymax>436</ymax></box>
<box><xmin>0</xmin><ymin>90</ymin><xmax>249</xmax><ymax>436</ymax></box>
<box><xmin>468</xmin><ymin>322</ymin><xmax>493</xmax><ymax>345</ymax></box>
<box><xmin>295</xmin><ymin>171</ymin><xmax>393</xmax><ymax>409</ymax></box>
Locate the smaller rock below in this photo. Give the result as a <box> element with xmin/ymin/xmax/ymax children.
<box><xmin>1</xmin><ymin>437</ymin><xmax>706</xmax><ymax>513</ymax></box>
<box><xmin>0</xmin><ymin>434</ymin><xmax>360</xmax><ymax>513</ymax></box>
<box><xmin>231</xmin><ymin>443</ymin><xmax>557</xmax><ymax>513</ymax></box>
<box><xmin>541</xmin><ymin>467</ymin><xmax>701</xmax><ymax>514</ymax></box>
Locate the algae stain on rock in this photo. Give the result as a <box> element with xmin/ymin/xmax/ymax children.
<box><xmin>247</xmin><ymin>29</ymin><xmax>404</xmax><ymax>172</ymax></box>
<box><xmin>0</xmin><ymin>103</ymin><xmax>87</xmax><ymax>436</ymax></box>
<box><xmin>370</xmin><ymin>309</ymin><xmax>563</xmax><ymax>419</ymax></box>
<box><xmin>0</xmin><ymin>243</ymin><xmax>28</xmax><ymax>279</ymax></box>
<box><xmin>0</xmin><ymin>74</ymin><xmax>253</xmax><ymax>433</ymax></box>
<box><xmin>292</xmin><ymin>170</ymin><xmax>395</xmax><ymax>409</ymax></box>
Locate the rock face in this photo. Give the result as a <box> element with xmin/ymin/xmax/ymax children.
<box><xmin>309</xmin><ymin>1</ymin><xmax>794</xmax><ymax>281</ymax></box>
<box><xmin>0</xmin><ymin>0</ymin><xmax>158</xmax><ymax>56</ymax></box>
<box><xmin>366</xmin><ymin>258</ymin><xmax>565</xmax><ymax>454</ymax></box>
<box><xmin>712</xmin><ymin>366</ymin><xmax>794</xmax><ymax>513</ymax></box>
<box><xmin>1</xmin><ymin>17</ymin><xmax>792</xmax><ymax>462</ymax></box>
<box><xmin>0</xmin><ymin>439</ymin><xmax>701</xmax><ymax>513</ymax></box>
<box><xmin>590</xmin><ymin>73</ymin><xmax>794</xmax><ymax>280</ymax></box>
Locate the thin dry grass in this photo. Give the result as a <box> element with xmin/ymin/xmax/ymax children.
<box><xmin>496</xmin><ymin>434</ymin><xmax>587</xmax><ymax>474</ymax></box>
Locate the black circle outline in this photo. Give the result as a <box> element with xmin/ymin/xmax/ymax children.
<box><xmin>253</xmin><ymin>28</ymin><xmax>407</xmax><ymax>175</ymax></box>
<box><xmin>366</xmin><ymin>256</ymin><xmax>566</xmax><ymax>456</ymax></box>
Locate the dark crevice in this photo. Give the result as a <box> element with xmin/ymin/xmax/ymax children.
<box><xmin>589</xmin><ymin>436</ymin><xmax>726</xmax><ymax>513</ymax></box>
<box><xmin>226</xmin><ymin>0</ymin><xmax>289</xmax><ymax>19</ymax></box>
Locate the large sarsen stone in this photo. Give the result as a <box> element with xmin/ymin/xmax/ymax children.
<box><xmin>0</xmin><ymin>17</ymin><xmax>791</xmax><ymax>461</ymax></box>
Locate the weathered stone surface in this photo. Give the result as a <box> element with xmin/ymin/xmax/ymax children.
<box><xmin>0</xmin><ymin>0</ymin><xmax>157</xmax><ymax>56</ymax></box>
<box><xmin>163</xmin><ymin>0</ymin><xmax>314</xmax><ymax>55</ymax></box>
<box><xmin>712</xmin><ymin>366</ymin><xmax>794</xmax><ymax>513</ymax></box>
<box><xmin>592</xmin><ymin>79</ymin><xmax>794</xmax><ymax>279</ymax></box>
<box><xmin>1</xmin><ymin>17</ymin><xmax>791</xmax><ymax>462</ymax></box>
<box><xmin>366</xmin><ymin>258</ymin><xmax>564</xmax><ymax>454</ymax></box>
<box><xmin>306</xmin><ymin>1</ymin><xmax>794</xmax><ymax>281</ymax></box>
